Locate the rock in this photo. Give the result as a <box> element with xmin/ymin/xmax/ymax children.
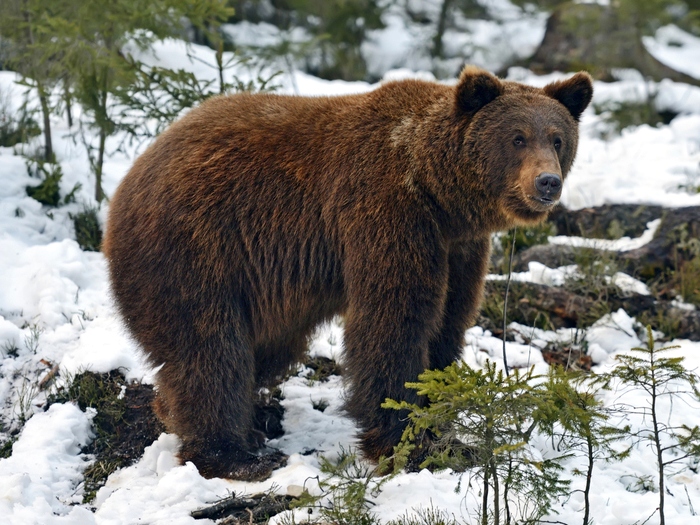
<box><xmin>286</xmin><ymin>484</ymin><xmax>305</xmax><ymax>498</ymax></box>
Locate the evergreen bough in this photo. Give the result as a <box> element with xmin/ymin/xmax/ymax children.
<box><xmin>25</xmin><ymin>160</ymin><xmax>63</xmax><ymax>207</ymax></box>
<box><xmin>70</xmin><ymin>204</ymin><xmax>102</xmax><ymax>252</ymax></box>
<box><xmin>384</xmin><ymin>362</ymin><xmax>569</xmax><ymax>525</ymax></box>
<box><xmin>382</xmin><ymin>327</ymin><xmax>700</xmax><ymax>525</ymax></box>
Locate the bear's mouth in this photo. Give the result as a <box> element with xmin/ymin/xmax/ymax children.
<box><xmin>529</xmin><ymin>196</ymin><xmax>559</xmax><ymax>208</ymax></box>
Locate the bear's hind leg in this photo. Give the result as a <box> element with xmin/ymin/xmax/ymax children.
<box><xmin>252</xmin><ymin>330</ymin><xmax>310</xmax><ymax>441</ymax></box>
<box><xmin>154</xmin><ymin>325</ymin><xmax>287</xmax><ymax>481</ymax></box>
<box><xmin>254</xmin><ymin>329</ymin><xmax>310</xmax><ymax>388</ymax></box>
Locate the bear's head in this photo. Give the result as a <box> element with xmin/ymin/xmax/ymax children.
<box><xmin>455</xmin><ymin>66</ymin><xmax>593</xmax><ymax>226</ymax></box>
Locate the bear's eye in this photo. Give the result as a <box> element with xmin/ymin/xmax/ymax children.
<box><xmin>513</xmin><ymin>135</ymin><xmax>526</xmax><ymax>147</ymax></box>
<box><xmin>553</xmin><ymin>137</ymin><xmax>562</xmax><ymax>150</ymax></box>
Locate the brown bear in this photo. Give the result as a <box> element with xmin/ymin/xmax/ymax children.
<box><xmin>103</xmin><ymin>66</ymin><xmax>593</xmax><ymax>481</ymax></box>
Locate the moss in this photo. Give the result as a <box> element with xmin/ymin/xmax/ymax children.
<box><xmin>637</xmin><ymin>309</ymin><xmax>684</xmax><ymax>342</ymax></box>
<box><xmin>646</xmin><ymin>223</ymin><xmax>700</xmax><ymax>304</ymax></box>
<box><xmin>480</xmin><ymin>281</ymin><xmax>558</xmax><ymax>334</ymax></box>
<box><xmin>679</xmin><ymin>257</ymin><xmax>700</xmax><ymax>306</ymax></box>
<box><xmin>305</xmin><ymin>355</ymin><xmax>342</xmax><ymax>383</ymax></box>
<box><xmin>606</xmin><ymin>219</ymin><xmax>625</xmax><ymax>240</ymax></box>
<box><xmin>47</xmin><ymin>371</ymin><xmax>163</xmax><ymax>503</ymax></box>
<box><xmin>563</xmin><ymin>247</ymin><xmax>625</xmax><ymax>327</ymax></box>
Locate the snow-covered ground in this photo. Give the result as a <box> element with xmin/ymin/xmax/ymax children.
<box><xmin>1</xmin><ymin>8</ymin><xmax>700</xmax><ymax>525</ymax></box>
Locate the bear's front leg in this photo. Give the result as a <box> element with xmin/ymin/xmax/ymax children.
<box><xmin>342</xmin><ymin>220</ymin><xmax>449</xmax><ymax>461</ymax></box>
<box><xmin>428</xmin><ymin>236</ymin><xmax>491</xmax><ymax>371</ymax></box>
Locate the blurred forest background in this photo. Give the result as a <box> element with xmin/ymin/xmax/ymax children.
<box><xmin>1</xmin><ymin>0</ymin><xmax>699</xmax><ymax>203</ymax></box>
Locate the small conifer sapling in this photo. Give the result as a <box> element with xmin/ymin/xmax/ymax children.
<box><xmin>603</xmin><ymin>326</ymin><xmax>700</xmax><ymax>525</ymax></box>
<box><xmin>384</xmin><ymin>361</ymin><xmax>569</xmax><ymax>525</ymax></box>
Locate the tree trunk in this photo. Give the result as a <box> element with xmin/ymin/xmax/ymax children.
<box><xmin>432</xmin><ymin>0</ymin><xmax>454</xmax><ymax>58</ymax></box>
<box><xmin>492</xmin><ymin>458</ymin><xmax>500</xmax><ymax>525</ymax></box>
<box><xmin>216</xmin><ymin>40</ymin><xmax>225</xmax><ymax>94</ymax></box>
<box><xmin>650</xmin><ymin>360</ymin><xmax>666</xmax><ymax>525</ymax></box>
<box><xmin>523</xmin><ymin>3</ymin><xmax>700</xmax><ymax>87</ymax></box>
<box><xmin>95</xmin><ymin>125</ymin><xmax>106</xmax><ymax>202</ymax></box>
<box><xmin>93</xmin><ymin>65</ymin><xmax>111</xmax><ymax>203</ymax></box>
<box><xmin>482</xmin><ymin>449</ymin><xmax>490</xmax><ymax>525</ymax></box>
<box><xmin>37</xmin><ymin>83</ymin><xmax>53</xmax><ymax>163</ymax></box>
<box><xmin>583</xmin><ymin>434</ymin><xmax>594</xmax><ymax>525</ymax></box>
<box><xmin>64</xmin><ymin>78</ymin><xmax>73</xmax><ymax>128</ymax></box>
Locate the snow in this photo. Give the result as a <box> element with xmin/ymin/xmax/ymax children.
<box><xmin>92</xmin><ymin>434</ymin><xmax>233</xmax><ymax>525</ymax></box>
<box><xmin>0</xmin><ymin>403</ymin><xmax>96</xmax><ymax>525</ymax></box>
<box><xmin>1</xmin><ymin>9</ymin><xmax>700</xmax><ymax>525</ymax></box>
<box><xmin>564</xmin><ymin>114</ymin><xmax>700</xmax><ymax>209</ymax></box>
<box><xmin>549</xmin><ymin>218</ymin><xmax>662</xmax><ymax>251</ymax></box>
<box><xmin>644</xmin><ymin>24</ymin><xmax>700</xmax><ymax>80</ymax></box>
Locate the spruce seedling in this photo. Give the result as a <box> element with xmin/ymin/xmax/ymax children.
<box><xmin>386</xmin><ymin>505</ymin><xmax>459</xmax><ymax>525</ymax></box>
<box><xmin>384</xmin><ymin>362</ymin><xmax>568</xmax><ymax>525</ymax></box>
<box><xmin>25</xmin><ymin>160</ymin><xmax>63</xmax><ymax>207</ymax></box>
<box><xmin>536</xmin><ymin>367</ymin><xmax>631</xmax><ymax>525</ymax></box>
<box><xmin>605</xmin><ymin>326</ymin><xmax>700</xmax><ymax>525</ymax></box>
<box><xmin>70</xmin><ymin>205</ymin><xmax>103</xmax><ymax>252</ymax></box>
<box><xmin>285</xmin><ymin>448</ymin><xmax>390</xmax><ymax>525</ymax></box>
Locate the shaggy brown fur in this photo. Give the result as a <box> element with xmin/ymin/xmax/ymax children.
<box><xmin>103</xmin><ymin>66</ymin><xmax>593</xmax><ymax>481</ymax></box>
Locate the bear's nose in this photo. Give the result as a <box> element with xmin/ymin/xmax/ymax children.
<box><xmin>535</xmin><ymin>173</ymin><xmax>562</xmax><ymax>198</ymax></box>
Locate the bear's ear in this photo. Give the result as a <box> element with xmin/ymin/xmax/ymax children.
<box><xmin>543</xmin><ymin>72</ymin><xmax>594</xmax><ymax>121</ymax></box>
<box><xmin>455</xmin><ymin>66</ymin><xmax>504</xmax><ymax>116</ymax></box>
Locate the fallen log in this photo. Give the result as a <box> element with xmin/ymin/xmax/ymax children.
<box><xmin>191</xmin><ymin>492</ymin><xmax>294</xmax><ymax>523</ymax></box>
<box><xmin>621</xmin><ymin>205</ymin><xmax>700</xmax><ymax>279</ymax></box>
<box><xmin>547</xmin><ymin>204</ymin><xmax>663</xmax><ymax>239</ymax></box>
<box><xmin>480</xmin><ymin>280</ymin><xmax>700</xmax><ymax>341</ymax></box>
<box><xmin>514</xmin><ymin>205</ymin><xmax>700</xmax><ymax>282</ymax></box>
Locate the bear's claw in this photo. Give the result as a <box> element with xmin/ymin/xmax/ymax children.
<box><xmin>182</xmin><ymin>446</ymin><xmax>289</xmax><ymax>481</ymax></box>
<box><xmin>224</xmin><ymin>449</ymin><xmax>289</xmax><ymax>482</ymax></box>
